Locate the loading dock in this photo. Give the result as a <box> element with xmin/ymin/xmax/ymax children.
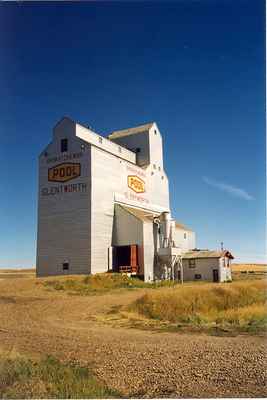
<box><xmin>113</xmin><ymin>244</ymin><xmax>138</xmax><ymax>274</ymax></box>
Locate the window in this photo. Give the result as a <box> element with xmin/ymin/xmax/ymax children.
<box><xmin>61</xmin><ymin>138</ymin><xmax>68</xmax><ymax>153</ymax></box>
<box><xmin>161</xmin><ymin>176</ymin><xmax>164</xmax><ymax>180</ymax></box>
<box><xmin>158</xmin><ymin>166</ymin><xmax>161</xmax><ymax>171</ymax></box>
<box><xmin>44</xmin><ymin>151</ymin><xmax>48</xmax><ymax>157</ymax></box>
<box><xmin>189</xmin><ymin>259</ymin><xmax>196</xmax><ymax>268</ymax></box>
<box><xmin>136</xmin><ymin>147</ymin><xmax>141</xmax><ymax>153</ymax></box>
<box><xmin>151</xmin><ymin>171</ymin><xmax>154</xmax><ymax>175</ymax></box>
<box><xmin>118</xmin><ymin>146</ymin><xmax>122</xmax><ymax>153</ymax></box>
<box><xmin>154</xmin><ymin>129</ymin><xmax>157</xmax><ymax>135</ymax></box>
<box><xmin>184</xmin><ymin>232</ymin><xmax>187</xmax><ymax>239</ymax></box>
<box><xmin>153</xmin><ymin>164</ymin><xmax>156</xmax><ymax>169</ymax></box>
<box><xmin>195</xmin><ymin>274</ymin><xmax>202</xmax><ymax>280</ymax></box>
<box><xmin>98</xmin><ymin>137</ymin><xmax>103</xmax><ymax>144</ymax></box>
<box><xmin>81</xmin><ymin>144</ymin><xmax>85</xmax><ymax>151</ymax></box>
<box><xmin>62</xmin><ymin>261</ymin><xmax>69</xmax><ymax>270</ymax></box>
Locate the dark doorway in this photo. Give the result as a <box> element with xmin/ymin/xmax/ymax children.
<box><xmin>213</xmin><ymin>269</ymin><xmax>219</xmax><ymax>282</ymax></box>
<box><xmin>113</xmin><ymin>245</ymin><xmax>138</xmax><ymax>274</ymax></box>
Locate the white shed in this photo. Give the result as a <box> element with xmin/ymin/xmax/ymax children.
<box><xmin>181</xmin><ymin>250</ymin><xmax>234</xmax><ymax>282</ymax></box>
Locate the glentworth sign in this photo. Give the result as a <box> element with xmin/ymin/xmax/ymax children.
<box><xmin>127</xmin><ymin>175</ymin><xmax>145</xmax><ymax>194</ymax></box>
<box><xmin>48</xmin><ymin>163</ymin><xmax>81</xmax><ymax>183</ymax></box>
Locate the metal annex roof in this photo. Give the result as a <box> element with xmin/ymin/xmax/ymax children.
<box><xmin>182</xmin><ymin>250</ymin><xmax>234</xmax><ymax>259</ymax></box>
<box><xmin>119</xmin><ymin>204</ymin><xmax>160</xmax><ymax>222</ymax></box>
<box><xmin>108</xmin><ymin>122</ymin><xmax>154</xmax><ymax>140</ymax></box>
<box><xmin>118</xmin><ymin>205</ymin><xmax>194</xmax><ymax>233</ymax></box>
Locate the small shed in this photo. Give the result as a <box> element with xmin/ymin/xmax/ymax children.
<box><xmin>182</xmin><ymin>249</ymin><xmax>234</xmax><ymax>282</ymax></box>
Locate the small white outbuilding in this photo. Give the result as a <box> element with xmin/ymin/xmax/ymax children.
<box><xmin>182</xmin><ymin>250</ymin><xmax>234</xmax><ymax>282</ymax></box>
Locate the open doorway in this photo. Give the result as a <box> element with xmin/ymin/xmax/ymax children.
<box><xmin>213</xmin><ymin>269</ymin><xmax>219</xmax><ymax>282</ymax></box>
<box><xmin>113</xmin><ymin>245</ymin><xmax>138</xmax><ymax>274</ymax></box>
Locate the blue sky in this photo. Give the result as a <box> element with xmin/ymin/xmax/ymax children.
<box><xmin>0</xmin><ymin>0</ymin><xmax>265</xmax><ymax>267</ymax></box>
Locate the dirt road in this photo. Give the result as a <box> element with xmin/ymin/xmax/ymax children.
<box><xmin>0</xmin><ymin>276</ymin><xmax>266</xmax><ymax>397</ymax></box>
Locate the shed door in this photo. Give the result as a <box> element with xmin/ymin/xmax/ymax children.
<box><xmin>213</xmin><ymin>269</ymin><xmax>219</xmax><ymax>282</ymax></box>
<box><xmin>130</xmin><ymin>245</ymin><xmax>138</xmax><ymax>273</ymax></box>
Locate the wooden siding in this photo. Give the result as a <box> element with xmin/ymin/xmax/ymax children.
<box><xmin>182</xmin><ymin>257</ymin><xmax>231</xmax><ymax>282</ymax></box>
<box><xmin>143</xmin><ymin>221</ymin><xmax>155</xmax><ymax>281</ymax></box>
<box><xmin>109</xmin><ymin>130</ymin><xmax>150</xmax><ymax>167</ymax></box>
<box><xmin>174</xmin><ymin>228</ymin><xmax>196</xmax><ymax>251</ymax></box>
<box><xmin>36</xmin><ymin>124</ymin><xmax>91</xmax><ymax>277</ymax></box>
<box><xmin>182</xmin><ymin>258</ymin><xmax>220</xmax><ymax>281</ymax></box>
<box><xmin>76</xmin><ymin>123</ymin><xmax>136</xmax><ymax>164</ymax></box>
<box><xmin>112</xmin><ymin>204</ymin><xmax>144</xmax><ymax>274</ymax></box>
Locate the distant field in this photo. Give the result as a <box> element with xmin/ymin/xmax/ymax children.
<box><xmin>0</xmin><ymin>268</ymin><xmax>35</xmax><ymax>273</ymax></box>
<box><xmin>0</xmin><ymin>269</ymin><xmax>35</xmax><ymax>280</ymax></box>
<box><xmin>232</xmin><ymin>264</ymin><xmax>267</xmax><ymax>273</ymax></box>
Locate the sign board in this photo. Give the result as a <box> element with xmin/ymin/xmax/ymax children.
<box><xmin>48</xmin><ymin>163</ymin><xmax>81</xmax><ymax>183</ymax></box>
<box><xmin>127</xmin><ymin>175</ymin><xmax>145</xmax><ymax>193</ymax></box>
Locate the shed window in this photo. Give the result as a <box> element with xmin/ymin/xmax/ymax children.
<box><xmin>189</xmin><ymin>259</ymin><xmax>196</xmax><ymax>268</ymax></box>
<box><xmin>195</xmin><ymin>274</ymin><xmax>202</xmax><ymax>280</ymax></box>
<box><xmin>62</xmin><ymin>261</ymin><xmax>69</xmax><ymax>270</ymax></box>
<box><xmin>61</xmin><ymin>138</ymin><xmax>68</xmax><ymax>153</ymax></box>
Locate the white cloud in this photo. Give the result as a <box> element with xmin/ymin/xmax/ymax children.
<box><xmin>202</xmin><ymin>176</ymin><xmax>254</xmax><ymax>201</ymax></box>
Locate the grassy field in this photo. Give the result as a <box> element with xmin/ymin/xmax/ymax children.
<box><xmin>0</xmin><ymin>354</ymin><xmax>119</xmax><ymax>399</ymax></box>
<box><xmin>43</xmin><ymin>272</ymin><xmax>178</xmax><ymax>295</ymax></box>
<box><xmin>126</xmin><ymin>280</ymin><xmax>267</xmax><ymax>333</ymax></box>
<box><xmin>232</xmin><ymin>263</ymin><xmax>267</xmax><ymax>281</ymax></box>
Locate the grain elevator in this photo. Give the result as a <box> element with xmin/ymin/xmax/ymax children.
<box><xmin>36</xmin><ymin>117</ymin><xmax>232</xmax><ymax>282</ymax></box>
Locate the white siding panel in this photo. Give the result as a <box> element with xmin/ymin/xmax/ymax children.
<box><xmin>112</xmin><ymin>205</ymin><xmax>144</xmax><ymax>274</ymax></box>
<box><xmin>76</xmin><ymin>124</ymin><xmax>136</xmax><ymax>164</ymax></box>
<box><xmin>143</xmin><ymin>221</ymin><xmax>155</xmax><ymax>282</ymax></box>
<box><xmin>36</xmin><ymin>136</ymin><xmax>91</xmax><ymax>277</ymax></box>
<box><xmin>174</xmin><ymin>228</ymin><xmax>196</xmax><ymax>252</ymax></box>
<box><xmin>182</xmin><ymin>258</ymin><xmax>220</xmax><ymax>282</ymax></box>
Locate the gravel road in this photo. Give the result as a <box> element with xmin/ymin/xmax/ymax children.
<box><xmin>0</xmin><ymin>277</ymin><xmax>266</xmax><ymax>398</ymax></box>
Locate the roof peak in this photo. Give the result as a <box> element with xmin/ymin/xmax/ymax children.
<box><xmin>108</xmin><ymin>122</ymin><xmax>155</xmax><ymax>140</ymax></box>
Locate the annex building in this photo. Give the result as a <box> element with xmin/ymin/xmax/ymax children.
<box><xmin>36</xmin><ymin>117</ymin><xmax>233</xmax><ymax>282</ymax></box>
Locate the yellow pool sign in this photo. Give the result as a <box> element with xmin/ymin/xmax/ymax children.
<box><xmin>48</xmin><ymin>163</ymin><xmax>81</xmax><ymax>183</ymax></box>
<box><xmin>128</xmin><ymin>175</ymin><xmax>145</xmax><ymax>193</ymax></box>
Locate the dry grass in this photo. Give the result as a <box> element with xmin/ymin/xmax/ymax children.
<box><xmin>128</xmin><ymin>280</ymin><xmax>267</xmax><ymax>332</ymax></box>
<box><xmin>43</xmin><ymin>273</ymin><xmax>178</xmax><ymax>295</ymax></box>
<box><xmin>0</xmin><ymin>354</ymin><xmax>119</xmax><ymax>399</ymax></box>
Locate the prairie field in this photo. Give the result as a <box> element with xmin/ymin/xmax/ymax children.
<box><xmin>128</xmin><ymin>279</ymin><xmax>267</xmax><ymax>332</ymax></box>
<box><xmin>231</xmin><ymin>263</ymin><xmax>267</xmax><ymax>272</ymax></box>
<box><xmin>0</xmin><ymin>268</ymin><xmax>266</xmax><ymax>398</ymax></box>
